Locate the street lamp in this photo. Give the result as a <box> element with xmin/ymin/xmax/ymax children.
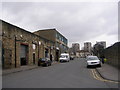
<box><xmin>14</xmin><ymin>35</ymin><xmax>23</xmax><ymax>68</ymax></box>
<box><xmin>14</xmin><ymin>35</ymin><xmax>17</xmax><ymax>68</ymax></box>
<box><xmin>38</xmin><ymin>41</ymin><xmax>41</xmax><ymax>59</ymax></box>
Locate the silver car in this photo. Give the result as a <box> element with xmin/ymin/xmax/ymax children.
<box><xmin>86</xmin><ymin>56</ymin><xmax>101</xmax><ymax>68</ymax></box>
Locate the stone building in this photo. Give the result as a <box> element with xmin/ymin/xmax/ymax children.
<box><xmin>1</xmin><ymin>20</ymin><xmax>55</xmax><ymax>69</ymax></box>
<box><xmin>76</xmin><ymin>50</ymin><xmax>81</xmax><ymax>58</ymax></box>
<box><xmin>79</xmin><ymin>50</ymin><xmax>91</xmax><ymax>58</ymax></box>
<box><xmin>34</xmin><ymin>29</ymin><xmax>68</xmax><ymax>61</ymax></box>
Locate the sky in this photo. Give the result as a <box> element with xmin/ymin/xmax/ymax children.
<box><xmin>1</xmin><ymin>0</ymin><xmax>119</xmax><ymax>49</ymax></box>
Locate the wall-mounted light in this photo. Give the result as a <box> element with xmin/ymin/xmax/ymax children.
<box><xmin>35</xmin><ymin>41</ymin><xmax>37</xmax><ymax>44</ymax></box>
<box><xmin>3</xmin><ymin>31</ymin><xmax>5</xmax><ymax>35</ymax></box>
<box><xmin>39</xmin><ymin>41</ymin><xmax>41</xmax><ymax>45</ymax></box>
<box><xmin>14</xmin><ymin>35</ymin><xmax>17</xmax><ymax>37</ymax></box>
<box><xmin>20</xmin><ymin>35</ymin><xmax>23</xmax><ymax>38</ymax></box>
<box><xmin>2</xmin><ymin>31</ymin><xmax>5</xmax><ymax>36</ymax></box>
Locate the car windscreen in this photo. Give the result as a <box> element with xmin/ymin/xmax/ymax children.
<box><xmin>87</xmin><ymin>57</ymin><xmax>98</xmax><ymax>60</ymax></box>
<box><xmin>41</xmin><ymin>58</ymin><xmax>46</xmax><ymax>61</ymax></box>
<box><xmin>60</xmin><ymin>55</ymin><xmax>68</xmax><ymax>58</ymax></box>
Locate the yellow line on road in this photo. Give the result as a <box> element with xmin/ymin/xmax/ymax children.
<box><xmin>91</xmin><ymin>69</ymin><xmax>119</xmax><ymax>84</ymax></box>
<box><xmin>91</xmin><ymin>69</ymin><xmax>100</xmax><ymax>81</ymax></box>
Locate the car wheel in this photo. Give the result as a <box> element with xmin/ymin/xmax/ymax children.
<box><xmin>87</xmin><ymin>65</ymin><xmax>89</xmax><ymax>68</ymax></box>
<box><xmin>46</xmin><ymin>63</ymin><xmax>48</xmax><ymax>67</ymax></box>
<box><xmin>38</xmin><ymin>63</ymin><xmax>40</xmax><ymax>66</ymax></box>
<box><xmin>49</xmin><ymin>63</ymin><xmax>51</xmax><ymax>66</ymax></box>
<box><xmin>98</xmin><ymin>64</ymin><xmax>101</xmax><ymax>67</ymax></box>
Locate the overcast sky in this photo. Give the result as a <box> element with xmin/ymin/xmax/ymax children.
<box><xmin>1</xmin><ymin>0</ymin><xmax>119</xmax><ymax>48</ymax></box>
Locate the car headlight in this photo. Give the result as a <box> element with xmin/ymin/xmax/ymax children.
<box><xmin>99</xmin><ymin>61</ymin><xmax>101</xmax><ymax>63</ymax></box>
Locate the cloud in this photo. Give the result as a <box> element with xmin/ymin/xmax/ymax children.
<box><xmin>2</xmin><ymin>2</ymin><xmax>118</xmax><ymax>48</ymax></box>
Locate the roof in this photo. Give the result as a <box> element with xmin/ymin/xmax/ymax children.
<box><xmin>1</xmin><ymin>19</ymin><xmax>55</xmax><ymax>43</ymax></box>
<box><xmin>34</xmin><ymin>28</ymin><xmax>68</xmax><ymax>40</ymax></box>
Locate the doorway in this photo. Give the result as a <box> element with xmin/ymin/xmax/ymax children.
<box><xmin>33</xmin><ymin>53</ymin><xmax>35</xmax><ymax>64</ymax></box>
<box><xmin>56</xmin><ymin>50</ymin><xmax>59</xmax><ymax>61</ymax></box>
<box><xmin>45</xmin><ymin>48</ymin><xmax>49</xmax><ymax>58</ymax></box>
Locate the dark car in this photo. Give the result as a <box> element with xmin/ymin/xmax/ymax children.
<box><xmin>70</xmin><ymin>56</ymin><xmax>74</xmax><ymax>60</ymax></box>
<box><xmin>38</xmin><ymin>58</ymin><xmax>52</xmax><ymax>67</ymax></box>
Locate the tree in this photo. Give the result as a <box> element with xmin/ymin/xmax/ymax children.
<box><xmin>93</xmin><ymin>44</ymin><xmax>104</xmax><ymax>58</ymax></box>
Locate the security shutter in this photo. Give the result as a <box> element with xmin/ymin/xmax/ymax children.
<box><xmin>20</xmin><ymin>45</ymin><xmax>27</xmax><ymax>58</ymax></box>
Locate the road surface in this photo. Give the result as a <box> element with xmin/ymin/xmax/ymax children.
<box><xmin>3</xmin><ymin>58</ymin><xmax>118</xmax><ymax>88</ymax></box>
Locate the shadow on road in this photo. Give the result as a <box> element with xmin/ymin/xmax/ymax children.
<box><xmin>86</xmin><ymin>66</ymin><xmax>102</xmax><ymax>69</ymax></box>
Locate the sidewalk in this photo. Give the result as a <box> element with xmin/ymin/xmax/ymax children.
<box><xmin>2</xmin><ymin>61</ymin><xmax>58</xmax><ymax>76</ymax></box>
<box><xmin>2</xmin><ymin>65</ymin><xmax>38</xmax><ymax>75</ymax></box>
<box><xmin>96</xmin><ymin>63</ymin><xmax>119</xmax><ymax>82</ymax></box>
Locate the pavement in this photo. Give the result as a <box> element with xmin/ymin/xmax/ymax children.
<box><xmin>96</xmin><ymin>63</ymin><xmax>120</xmax><ymax>82</ymax></box>
<box><xmin>2</xmin><ymin>61</ymin><xmax>58</xmax><ymax>75</ymax></box>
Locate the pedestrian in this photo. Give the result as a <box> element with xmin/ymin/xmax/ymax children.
<box><xmin>102</xmin><ymin>58</ymin><xmax>104</xmax><ymax>64</ymax></box>
<box><xmin>50</xmin><ymin>54</ymin><xmax>53</xmax><ymax>62</ymax></box>
<box><xmin>104</xmin><ymin>58</ymin><xmax>107</xmax><ymax>62</ymax></box>
<box><xmin>101</xmin><ymin>56</ymin><xmax>105</xmax><ymax>64</ymax></box>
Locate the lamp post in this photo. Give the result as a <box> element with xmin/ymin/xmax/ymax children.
<box><xmin>14</xmin><ymin>35</ymin><xmax>22</xmax><ymax>68</ymax></box>
<box><xmin>14</xmin><ymin>35</ymin><xmax>17</xmax><ymax>68</ymax></box>
<box><xmin>38</xmin><ymin>41</ymin><xmax>41</xmax><ymax>59</ymax></box>
<box><xmin>50</xmin><ymin>45</ymin><xmax>54</xmax><ymax>62</ymax></box>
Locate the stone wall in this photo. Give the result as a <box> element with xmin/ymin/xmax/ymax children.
<box><xmin>104</xmin><ymin>42</ymin><xmax>120</xmax><ymax>69</ymax></box>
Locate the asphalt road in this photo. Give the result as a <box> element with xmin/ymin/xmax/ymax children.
<box><xmin>3</xmin><ymin>58</ymin><xmax>118</xmax><ymax>88</ymax></box>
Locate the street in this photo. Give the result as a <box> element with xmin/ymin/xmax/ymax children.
<box><xmin>3</xmin><ymin>58</ymin><xmax>118</xmax><ymax>88</ymax></box>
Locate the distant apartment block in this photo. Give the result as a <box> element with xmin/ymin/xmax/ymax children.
<box><xmin>84</xmin><ymin>42</ymin><xmax>92</xmax><ymax>52</ymax></box>
<box><xmin>72</xmin><ymin>43</ymin><xmax>80</xmax><ymax>55</ymax></box>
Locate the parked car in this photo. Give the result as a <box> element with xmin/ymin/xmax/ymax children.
<box><xmin>59</xmin><ymin>53</ymin><xmax>70</xmax><ymax>62</ymax></box>
<box><xmin>86</xmin><ymin>56</ymin><xmax>101</xmax><ymax>68</ymax></box>
<box><xmin>70</xmin><ymin>55</ymin><xmax>74</xmax><ymax>60</ymax></box>
<box><xmin>38</xmin><ymin>58</ymin><xmax>52</xmax><ymax>67</ymax></box>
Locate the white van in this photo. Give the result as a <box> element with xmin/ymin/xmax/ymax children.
<box><xmin>59</xmin><ymin>53</ymin><xmax>70</xmax><ymax>62</ymax></box>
